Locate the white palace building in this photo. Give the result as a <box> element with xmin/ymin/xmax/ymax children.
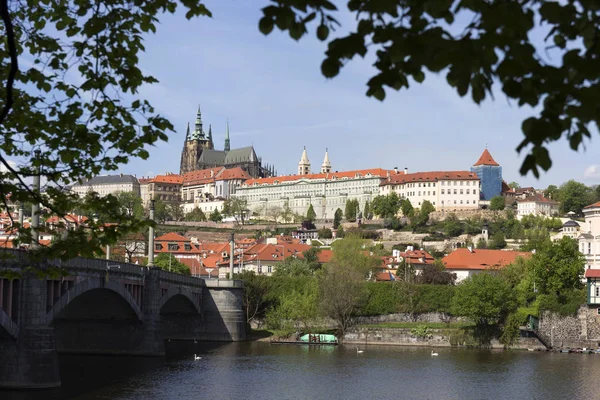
<box><xmin>233</xmin><ymin>148</ymin><xmax>485</xmax><ymax>220</ymax></box>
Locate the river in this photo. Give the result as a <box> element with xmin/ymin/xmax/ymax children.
<box><xmin>3</xmin><ymin>342</ymin><xmax>600</xmax><ymax>400</ymax></box>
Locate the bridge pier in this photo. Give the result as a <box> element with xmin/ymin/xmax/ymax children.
<box><xmin>0</xmin><ymin>273</ymin><xmax>60</xmax><ymax>389</ymax></box>
<box><xmin>138</xmin><ymin>268</ymin><xmax>165</xmax><ymax>356</ymax></box>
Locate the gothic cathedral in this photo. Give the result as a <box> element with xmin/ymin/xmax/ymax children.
<box><xmin>179</xmin><ymin>106</ymin><xmax>275</xmax><ymax>178</ymax></box>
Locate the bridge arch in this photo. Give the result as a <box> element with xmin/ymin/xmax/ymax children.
<box><xmin>159</xmin><ymin>286</ymin><xmax>201</xmax><ymax>315</ymax></box>
<box><xmin>46</xmin><ymin>279</ymin><xmax>143</xmax><ymax>325</ymax></box>
<box><xmin>0</xmin><ymin>308</ymin><xmax>18</xmax><ymax>339</ymax></box>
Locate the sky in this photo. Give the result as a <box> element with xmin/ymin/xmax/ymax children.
<box><xmin>119</xmin><ymin>1</ymin><xmax>600</xmax><ymax>188</ymax></box>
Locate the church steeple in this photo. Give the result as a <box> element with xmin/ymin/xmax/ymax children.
<box><xmin>298</xmin><ymin>146</ymin><xmax>310</xmax><ymax>175</ymax></box>
<box><xmin>207</xmin><ymin>124</ymin><xmax>214</xmax><ymax>149</ymax></box>
<box><xmin>320</xmin><ymin>148</ymin><xmax>331</xmax><ymax>173</ymax></box>
<box><xmin>185</xmin><ymin>122</ymin><xmax>190</xmax><ymax>141</ymax></box>
<box><xmin>192</xmin><ymin>105</ymin><xmax>204</xmax><ymax>140</ymax></box>
<box><xmin>224</xmin><ymin>119</ymin><xmax>231</xmax><ymax>152</ymax></box>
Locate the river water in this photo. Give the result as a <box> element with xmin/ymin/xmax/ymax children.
<box><xmin>4</xmin><ymin>342</ymin><xmax>600</xmax><ymax>400</ymax></box>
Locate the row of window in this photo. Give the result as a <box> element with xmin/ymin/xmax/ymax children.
<box><xmin>404</xmin><ymin>189</ymin><xmax>478</xmax><ymax>196</ymax></box>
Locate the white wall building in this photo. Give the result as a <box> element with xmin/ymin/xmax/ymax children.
<box><xmin>517</xmin><ymin>194</ymin><xmax>560</xmax><ymax>219</ymax></box>
<box><xmin>181</xmin><ymin>167</ymin><xmax>250</xmax><ymax>213</ymax></box>
<box><xmin>579</xmin><ymin>201</ymin><xmax>600</xmax><ymax>270</ymax></box>
<box><xmin>70</xmin><ymin>174</ymin><xmax>140</xmax><ymax>197</ymax></box>
<box><xmin>235</xmin><ymin>167</ymin><xmax>391</xmax><ymax>221</ymax></box>
<box><xmin>379</xmin><ymin>170</ymin><xmax>480</xmax><ymax>211</ymax></box>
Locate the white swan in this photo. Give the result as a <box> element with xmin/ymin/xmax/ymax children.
<box><xmin>194</xmin><ymin>354</ymin><xmax>201</xmax><ymax>360</ymax></box>
<box><xmin>356</xmin><ymin>348</ymin><xmax>364</xmax><ymax>354</ymax></box>
<box><xmin>431</xmin><ymin>350</ymin><xmax>439</xmax><ymax>356</ymax></box>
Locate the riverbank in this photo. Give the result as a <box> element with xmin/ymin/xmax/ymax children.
<box><xmin>343</xmin><ymin>327</ymin><xmax>546</xmax><ymax>350</ymax></box>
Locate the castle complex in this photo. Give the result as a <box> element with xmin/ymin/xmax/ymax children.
<box><xmin>179</xmin><ymin>106</ymin><xmax>275</xmax><ymax>178</ymax></box>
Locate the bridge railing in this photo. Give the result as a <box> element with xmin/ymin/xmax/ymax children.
<box><xmin>158</xmin><ymin>270</ymin><xmax>205</xmax><ymax>287</ymax></box>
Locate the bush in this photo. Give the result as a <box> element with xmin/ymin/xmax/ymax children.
<box><xmin>537</xmin><ymin>289</ymin><xmax>586</xmax><ymax>316</ymax></box>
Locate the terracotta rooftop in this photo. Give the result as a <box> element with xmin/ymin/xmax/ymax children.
<box><xmin>150</xmin><ymin>174</ymin><xmax>183</xmax><ymax>184</ymax></box>
<box><xmin>517</xmin><ymin>194</ymin><xmax>559</xmax><ymax>204</ymax></box>
<box><xmin>217</xmin><ymin>167</ymin><xmax>251</xmax><ymax>181</ymax></box>
<box><xmin>244</xmin><ymin>168</ymin><xmax>393</xmax><ymax>186</ymax></box>
<box><xmin>382</xmin><ymin>171</ymin><xmax>478</xmax><ymax>186</ymax></box>
<box><xmin>584</xmin><ymin>201</ymin><xmax>600</xmax><ymax>209</ymax></box>
<box><xmin>155</xmin><ymin>232</ymin><xmax>189</xmax><ymax>242</ymax></box>
<box><xmin>443</xmin><ymin>248</ymin><xmax>531</xmax><ymax>271</ymax></box>
<box><xmin>585</xmin><ymin>269</ymin><xmax>600</xmax><ymax>278</ymax></box>
<box><xmin>473</xmin><ymin>149</ymin><xmax>500</xmax><ymax>167</ymax></box>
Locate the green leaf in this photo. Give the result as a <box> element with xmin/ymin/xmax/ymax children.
<box><xmin>321</xmin><ymin>58</ymin><xmax>340</xmax><ymax>78</ymax></box>
<box><xmin>317</xmin><ymin>24</ymin><xmax>329</xmax><ymax>41</ymax></box>
<box><xmin>259</xmin><ymin>17</ymin><xmax>274</xmax><ymax>35</ymax></box>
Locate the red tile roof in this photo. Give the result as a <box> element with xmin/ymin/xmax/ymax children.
<box><xmin>585</xmin><ymin>269</ymin><xmax>600</xmax><ymax>278</ymax></box>
<box><xmin>517</xmin><ymin>194</ymin><xmax>559</xmax><ymax>204</ymax></box>
<box><xmin>150</xmin><ymin>174</ymin><xmax>183</xmax><ymax>184</ymax></box>
<box><xmin>155</xmin><ymin>232</ymin><xmax>189</xmax><ymax>242</ymax></box>
<box><xmin>382</xmin><ymin>171</ymin><xmax>478</xmax><ymax>186</ymax></box>
<box><xmin>443</xmin><ymin>248</ymin><xmax>531</xmax><ymax>271</ymax></box>
<box><xmin>244</xmin><ymin>168</ymin><xmax>393</xmax><ymax>186</ymax></box>
<box><xmin>473</xmin><ymin>149</ymin><xmax>500</xmax><ymax>166</ymax></box>
<box><xmin>182</xmin><ymin>167</ymin><xmax>224</xmax><ymax>186</ymax></box>
<box><xmin>584</xmin><ymin>201</ymin><xmax>600</xmax><ymax>209</ymax></box>
<box><xmin>216</xmin><ymin>167</ymin><xmax>251</xmax><ymax>181</ymax></box>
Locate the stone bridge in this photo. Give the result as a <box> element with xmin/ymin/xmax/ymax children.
<box><xmin>0</xmin><ymin>249</ymin><xmax>246</xmax><ymax>389</ymax></box>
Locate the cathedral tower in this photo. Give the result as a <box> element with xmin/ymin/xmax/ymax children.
<box><xmin>298</xmin><ymin>146</ymin><xmax>310</xmax><ymax>175</ymax></box>
<box><xmin>320</xmin><ymin>148</ymin><xmax>331</xmax><ymax>173</ymax></box>
<box><xmin>224</xmin><ymin>119</ymin><xmax>231</xmax><ymax>152</ymax></box>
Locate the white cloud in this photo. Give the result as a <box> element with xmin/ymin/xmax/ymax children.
<box><xmin>0</xmin><ymin>159</ymin><xmax>17</xmax><ymax>173</ymax></box>
<box><xmin>584</xmin><ymin>165</ymin><xmax>600</xmax><ymax>181</ymax></box>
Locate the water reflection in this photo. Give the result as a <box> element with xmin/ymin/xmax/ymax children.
<box><xmin>3</xmin><ymin>343</ymin><xmax>600</xmax><ymax>399</ymax></box>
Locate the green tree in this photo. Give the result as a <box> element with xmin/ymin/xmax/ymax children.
<box><xmin>371</xmin><ymin>193</ymin><xmax>400</xmax><ymax>219</ymax></box>
<box><xmin>0</xmin><ymin>1</ymin><xmax>211</xmax><ymax>260</ymax></box>
<box><xmin>336</xmin><ymin>225</ymin><xmax>345</xmax><ymax>238</ymax></box>
<box><xmin>272</xmin><ymin>257</ymin><xmax>313</xmax><ymax>277</ymax></box>
<box><xmin>331</xmin><ymin>235</ymin><xmax>381</xmax><ymax>277</ymax></box>
<box><xmin>411</xmin><ymin>200</ymin><xmax>435</xmax><ymax>229</ymax></box>
<box><xmin>488</xmin><ymin>231</ymin><xmax>507</xmax><ymax>250</ymax></box>
<box><xmin>209</xmin><ymin>209</ymin><xmax>223</xmax><ymax>222</ymax></box>
<box><xmin>443</xmin><ymin>213</ymin><xmax>463</xmax><ymax>237</ymax></box>
<box><xmin>489</xmin><ymin>196</ymin><xmax>506</xmax><ymax>211</ymax></box>
<box><xmin>417</xmin><ymin>259</ymin><xmax>456</xmax><ymax>285</ymax></box>
<box><xmin>452</xmin><ymin>273</ymin><xmax>515</xmax><ymax>345</ymax></box>
<box><xmin>259</xmin><ymin>0</ymin><xmax>600</xmax><ymax>177</ymax></box>
<box><xmin>544</xmin><ymin>185</ymin><xmax>559</xmax><ymax>200</ymax></box>
<box><xmin>186</xmin><ymin>207</ymin><xmax>207</xmax><ymax>222</ymax></box>
<box><xmin>401</xmin><ymin>198</ymin><xmax>414</xmax><ymax>218</ymax></box>
<box><xmin>306</xmin><ymin>203</ymin><xmax>317</xmax><ymax>222</ymax></box>
<box><xmin>152</xmin><ymin>198</ymin><xmax>170</xmax><ymax>223</ymax></box>
<box><xmin>508</xmin><ymin>182</ymin><xmax>521</xmax><ymax>190</ymax></box>
<box><xmin>279</xmin><ymin>201</ymin><xmax>295</xmax><ymax>224</ymax></box>
<box><xmin>166</xmin><ymin>200</ymin><xmax>185</xmax><ymax>222</ymax></box>
<box><xmin>527</xmin><ymin>237</ymin><xmax>585</xmax><ymax>296</ymax></box>
<box><xmin>476</xmin><ymin>237</ymin><xmax>487</xmax><ymax>249</ymax></box>
<box><xmin>237</xmin><ymin>271</ymin><xmax>271</xmax><ymax>325</ymax></box>
<box><xmin>363</xmin><ymin>200</ymin><xmax>372</xmax><ymax>220</ymax></box>
<box><xmin>116</xmin><ymin>192</ymin><xmax>144</xmax><ymax>220</ymax></box>
<box><xmin>558</xmin><ymin>180</ymin><xmax>593</xmax><ymax>214</ymax></box>
<box><xmin>318</xmin><ymin>227</ymin><xmax>332</xmax><ymax>239</ymax></box>
<box><xmin>223</xmin><ymin>197</ymin><xmax>249</xmax><ymax>224</ymax></box>
<box><xmin>302</xmin><ymin>247</ymin><xmax>323</xmax><ymax>273</ymax></box>
<box><xmin>154</xmin><ymin>253</ymin><xmax>190</xmax><ymax>275</ymax></box>
<box><xmin>333</xmin><ymin>208</ymin><xmax>343</xmax><ymax>229</ymax></box>
<box><xmin>344</xmin><ymin>199</ymin><xmax>358</xmax><ymax>222</ymax></box>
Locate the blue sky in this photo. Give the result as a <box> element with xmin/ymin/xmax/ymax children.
<box><xmin>124</xmin><ymin>1</ymin><xmax>600</xmax><ymax>188</ymax></box>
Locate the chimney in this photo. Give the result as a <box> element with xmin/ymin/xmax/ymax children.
<box><xmin>404</xmin><ymin>167</ymin><xmax>408</xmax><ymax>175</ymax></box>
<box><xmin>467</xmin><ymin>246</ymin><xmax>473</xmax><ymax>253</ymax></box>
<box><xmin>394</xmin><ymin>167</ymin><xmax>399</xmax><ymax>174</ymax></box>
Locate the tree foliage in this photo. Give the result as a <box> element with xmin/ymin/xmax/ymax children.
<box><xmin>223</xmin><ymin>197</ymin><xmax>249</xmax><ymax>224</ymax></box>
<box><xmin>154</xmin><ymin>253</ymin><xmax>190</xmax><ymax>275</ymax></box>
<box><xmin>0</xmin><ymin>0</ymin><xmax>212</xmax><ymax>260</ymax></box>
<box><xmin>489</xmin><ymin>196</ymin><xmax>505</xmax><ymax>211</ymax></box>
<box><xmin>557</xmin><ymin>180</ymin><xmax>593</xmax><ymax>214</ymax></box>
<box><xmin>209</xmin><ymin>208</ymin><xmax>223</xmax><ymax>222</ymax></box>
<box><xmin>417</xmin><ymin>260</ymin><xmax>456</xmax><ymax>285</ymax></box>
<box><xmin>185</xmin><ymin>207</ymin><xmax>207</xmax><ymax>222</ymax></box>
<box><xmin>371</xmin><ymin>193</ymin><xmax>400</xmax><ymax>219</ymax></box>
<box><xmin>259</xmin><ymin>0</ymin><xmax>600</xmax><ymax>177</ymax></box>
<box><xmin>344</xmin><ymin>199</ymin><xmax>359</xmax><ymax>222</ymax></box>
<box><xmin>333</xmin><ymin>207</ymin><xmax>343</xmax><ymax>229</ymax></box>
<box><xmin>306</xmin><ymin>203</ymin><xmax>316</xmax><ymax>222</ymax></box>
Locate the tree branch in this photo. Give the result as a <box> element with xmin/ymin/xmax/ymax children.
<box><xmin>0</xmin><ymin>0</ymin><xmax>17</xmax><ymax>125</ymax></box>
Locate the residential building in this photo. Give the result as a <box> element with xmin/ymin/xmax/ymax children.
<box><xmin>181</xmin><ymin>166</ymin><xmax>250</xmax><ymax>214</ymax></box>
<box><xmin>555</xmin><ymin>219</ymin><xmax>581</xmax><ymax>240</ymax></box>
<box><xmin>235</xmin><ymin>166</ymin><xmax>392</xmax><ymax>220</ymax></box>
<box><xmin>147</xmin><ymin>173</ymin><xmax>183</xmax><ymax>203</ymax></box>
<box><xmin>578</xmin><ymin>201</ymin><xmax>600</xmax><ymax>270</ymax></box>
<box><xmin>139</xmin><ymin>177</ymin><xmax>152</xmax><ymax>208</ymax></box>
<box><xmin>470</xmin><ymin>149</ymin><xmax>502</xmax><ymax>200</ymax></box>
<box><xmin>70</xmin><ymin>174</ymin><xmax>140</xmax><ymax>197</ymax></box>
<box><xmin>380</xmin><ymin>170</ymin><xmax>480</xmax><ymax>211</ymax></box>
<box><xmin>375</xmin><ymin>248</ymin><xmax>435</xmax><ymax>281</ymax></box>
<box><xmin>442</xmin><ymin>247</ymin><xmax>531</xmax><ymax>282</ymax></box>
<box><xmin>516</xmin><ymin>194</ymin><xmax>560</xmax><ymax>219</ymax></box>
<box><xmin>179</xmin><ymin>106</ymin><xmax>275</xmax><ymax>178</ymax></box>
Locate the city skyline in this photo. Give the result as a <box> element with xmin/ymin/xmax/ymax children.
<box><xmin>119</xmin><ymin>2</ymin><xmax>598</xmax><ymax>189</ymax></box>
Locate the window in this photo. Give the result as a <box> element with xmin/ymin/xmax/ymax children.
<box><xmin>155</xmin><ymin>244</ymin><xmax>163</xmax><ymax>251</ymax></box>
<box><xmin>168</xmin><ymin>243</ymin><xmax>179</xmax><ymax>251</ymax></box>
<box><xmin>267</xmin><ymin>266</ymin><xmax>272</xmax><ymax>273</ymax></box>
<box><xmin>467</xmin><ymin>189</ymin><xmax>470</xmax><ymax>194</ymax></box>
<box><xmin>258</xmin><ymin>265</ymin><xmax>262</xmax><ymax>274</ymax></box>
<box><xmin>596</xmin><ymin>287</ymin><xmax>599</xmax><ymax>297</ymax></box>
<box><xmin>460</xmin><ymin>189</ymin><xmax>463</xmax><ymax>195</ymax></box>
<box><xmin>453</xmin><ymin>189</ymin><xmax>457</xmax><ymax>194</ymax></box>
<box><xmin>441</xmin><ymin>189</ymin><xmax>445</xmax><ymax>195</ymax></box>
<box><xmin>184</xmin><ymin>244</ymin><xmax>192</xmax><ymax>251</ymax></box>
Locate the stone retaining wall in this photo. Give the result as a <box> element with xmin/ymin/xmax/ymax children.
<box><xmin>538</xmin><ymin>305</ymin><xmax>600</xmax><ymax>349</ymax></box>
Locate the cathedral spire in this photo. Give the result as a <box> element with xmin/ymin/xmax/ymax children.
<box><xmin>192</xmin><ymin>105</ymin><xmax>203</xmax><ymax>140</ymax></box>
<box><xmin>185</xmin><ymin>122</ymin><xmax>190</xmax><ymax>141</ymax></box>
<box><xmin>224</xmin><ymin>119</ymin><xmax>231</xmax><ymax>152</ymax></box>
<box><xmin>208</xmin><ymin>124</ymin><xmax>213</xmax><ymax>141</ymax></box>
<box><xmin>320</xmin><ymin>148</ymin><xmax>331</xmax><ymax>173</ymax></box>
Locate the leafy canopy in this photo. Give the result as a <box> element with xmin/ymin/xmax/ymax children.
<box><xmin>259</xmin><ymin>0</ymin><xmax>600</xmax><ymax>177</ymax></box>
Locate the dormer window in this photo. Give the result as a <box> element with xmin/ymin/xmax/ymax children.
<box><xmin>155</xmin><ymin>244</ymin><xmax>163</xmax><ymax>251</ymax></box>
